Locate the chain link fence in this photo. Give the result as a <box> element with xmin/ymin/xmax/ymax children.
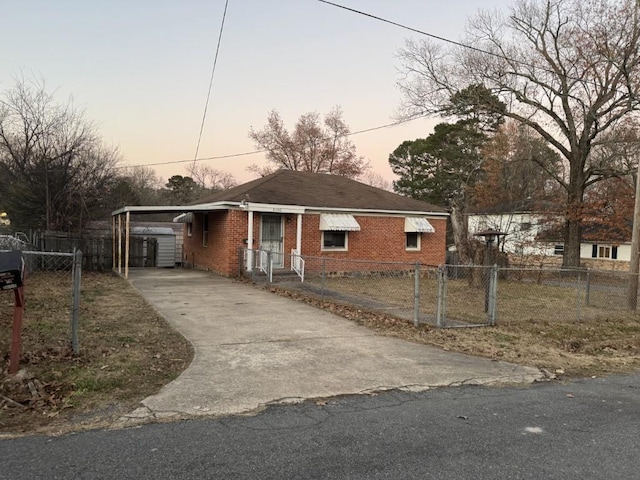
<box><xmin>1</xmin><ymin>249</ymin><xmax>82</xmax><ymax>355</ymax></box>
<box><xmin>239</xmin><ymin>248</ymin><xmax>640</xmax><ymax>327</ymax></box>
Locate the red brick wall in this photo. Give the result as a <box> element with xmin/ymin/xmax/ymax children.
<box><xmin>299</xmin><ymin>214</ymin><xmax>446</xmax><ymax>266</ymax></box>
<box><xmin>183</xmin><ymin>210</ymin><xmax>249</xmax><ymax>276</ymax></box>
<box><xmin>183</xmin><ymin>210</ymin><xmax>447</xmax><ymax>276</ymax></box>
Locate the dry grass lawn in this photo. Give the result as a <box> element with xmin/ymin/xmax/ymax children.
<box><xmin>274</xmin><ymin>274</ymin><xmax>640</xmax><ymax>377</ymax></box>
<box><xmin>0</xmin><ymin>272</ymin><xmax>193</xmax><ymax>436</ymax></box>
<box><xmin>3</xmin><ymin>268</ymin><xmax>639</xmax><ymax>436</ymax></box>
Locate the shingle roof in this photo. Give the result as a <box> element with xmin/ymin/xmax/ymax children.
<box><xmin>191</xmin><ymin>170</ymin><xmax>447</xmax><ymax>214</ymax></box>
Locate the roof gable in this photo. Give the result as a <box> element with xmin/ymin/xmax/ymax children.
<box><xmin>191</xmin><ymin>170</ymin><xmax>446</xmax><ymax>214</ymax></box>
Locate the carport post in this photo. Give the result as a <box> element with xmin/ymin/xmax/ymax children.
<box><xmin>117</xmin><ymin>214</ymin><xmax>122</xmax><ymax>274</ymax></box>
<box><xmin>125</xmin><ymin>210</ymin><xmax>130</xmax><ymax>279</ymax></box>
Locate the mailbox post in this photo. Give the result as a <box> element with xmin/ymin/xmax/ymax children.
<box><xmin>0</xmin><ymin>251</ymin><xmax>26</xmax><ymax>374</ymax></box>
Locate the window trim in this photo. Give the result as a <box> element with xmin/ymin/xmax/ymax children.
<box><xmin>592</xmin><ymin>244</ymin><xmax>618</xmax><ymax>260</ymax></box>
<box><xmin>598</xmin><ymin>245</ymin><xmax>611</xmax><ymax>259</ymax></box>
<box><xmin>405</xmin><ymin>232</ymin><xmax>421</xmax><ymax>251</ymax></box>
<box><xmin>321</xmin><ymin>231</ymin><xmax>348</xmax><ymax>251</ymax></box>
<box><xmin>187</xmin><ymin>222</ymin><xmax>193</xmax><ymax>238</ymax></box>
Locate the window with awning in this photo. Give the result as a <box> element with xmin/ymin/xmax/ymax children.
<box><xmin>319</xmin><ymin>214</ymin><xmax>361</xmax><ymax>231</ymax></box>
<box><xmin>404</xmin><ymin>217</ymin><xmax>435</xmax><ymax>233</ymax></box>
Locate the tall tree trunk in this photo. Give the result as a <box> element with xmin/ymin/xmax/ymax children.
<box><xmin>563</xmin><ymin>165</ymin><xmax>585</xmax><ymax>268</ymax></box>
<box><xmin>450</xmin><ymin>204</ymin><xmax>473</xmax><ymax>263</ymax></box>
<box><xmin>563</xmin><ymin>216</ymin><xmax>582</xmax><ymax>267</ymax></box>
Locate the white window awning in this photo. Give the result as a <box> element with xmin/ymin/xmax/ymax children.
<box><xmin>405</xmin><ymin>217</ymin><xmax>435</xmax><ymax>233</ymax></box>
<box><xmin>173</xmin><ymin>212</ymin><xmax>193</xmax><ymax>223</ymax></box>
<box><xmin>319</xmin><ymin>213</ymin><xmax>361</xmax><ymax>231</ymax></box>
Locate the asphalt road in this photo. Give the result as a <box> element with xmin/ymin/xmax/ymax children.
<box><xmin>2</xmin><ymin>374</ymin><xmax>639</xmax><ymax>480</ymax></box>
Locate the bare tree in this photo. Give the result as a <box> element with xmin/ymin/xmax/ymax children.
<box><xmin>360</xmin><ymin>172</ymin><xmax>392</xmax><ymax>191</ymax></box>
<box><xmin>0</xmin><ymin>78</ymin><xmax>119</xmax><ymax>231</ymax></box>
<box><xmin>186</xmin><ymin>163</ymin><xmax>237</xmax><ymax>190</ymax></box>
<box><xmin>107</xmin><ymin>165</ymin><xmax>162</xmax><ymax>208</ymax></box>
<box><xmin>397</xmin><ymin>0</ymin><xmax>640</xmax><ymax>266</ymax></box>
<box><xmin>249</xmin><ymin>106</ymin><xmax>367</xmax><ymax>179</ymax></box>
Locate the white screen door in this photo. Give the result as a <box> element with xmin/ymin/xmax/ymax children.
<box><xmin>261</xmin><ymin>214</ymin><xmax>284</xmax><ymax>268</ymax></box>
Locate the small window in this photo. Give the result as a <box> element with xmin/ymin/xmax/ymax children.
<box><xmin>202</xmin><ymin>213</ymin><xmax>209</xmax><ymax>247</ymax></box>
<box><xmin>322</xmin><ymin>231</ymin><xmax>347</xmax><ymax>250</ymax></box>
<box><xmin>521</xmin><ymin>222</ymin><xmax>532</xmax><ymax>231</ymax></box>
<box><xmin>406</xmin><ymin>232</ymin><xmax>420</xmax><ymax>250</ymax></box>
<box><xmin>554</xmin><ymin>244</ymin><xmax>564</xmax><ymax>255</ymax></box>
<box><xmin>187</xmin><ymin>222</ymin><xmax>193</xmax><ymax>238</ymax></box>
<box><xmin>598</xmin><ymin>246</ymin><xmax>611</xmax><ymax>259</ymax></box>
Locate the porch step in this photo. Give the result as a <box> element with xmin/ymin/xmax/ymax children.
<box><xmin>271</xmin><ymin>270</ymin><xmax>303</xmax><ymax>283</ymax></box>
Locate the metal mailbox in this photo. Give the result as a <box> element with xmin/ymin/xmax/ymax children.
<box><xmin>0</xmin><ymin>250</ymin><xmax>25</xmax><ymax>290</ymax></box>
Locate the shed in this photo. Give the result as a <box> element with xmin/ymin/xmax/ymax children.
<box><xmin>131</xmin><ymin>226</ymin><xmax>176</xmax><ymax>268</ymax></box>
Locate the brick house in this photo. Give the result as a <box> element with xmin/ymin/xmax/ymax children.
<box><xmin>174</xmin><ymin>170</ymin><xmax>448</xmax><ymax>276</ymax></box>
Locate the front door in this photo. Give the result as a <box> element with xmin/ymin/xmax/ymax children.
<box><xmin>261</xmin><ymin>214</ymin><xmax>284</xmax><ymax>268</ymax></box>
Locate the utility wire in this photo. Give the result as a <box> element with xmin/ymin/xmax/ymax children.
<box><xmin>316</xmin><ymin>0</ymin><xmax>637</xmax><ymax>96</ymax></box>
<box><xmin>118</xmin><ymin>116</ymin><xmax>426</xmax><ymax>170</ymax></box>
<box><xmin>193</xmin><ymin>0</ymin><xmax>230</xmax><ymax>163</ymax></box>
<box><xmin>316</xmin><ymin>0</ymin><xmax>511</xmax><ymax>62</ymax></box>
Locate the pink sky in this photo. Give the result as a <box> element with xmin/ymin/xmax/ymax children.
<box><xmin>1</xmin><ymin>0</ymin><xmax>513</xmax><ymax>186</ymax></box>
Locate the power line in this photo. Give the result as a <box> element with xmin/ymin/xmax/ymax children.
<box><xmin>315</xmin><ymin>0</ymin><xmax>637</xmax><ymax>96</ymax></box>
<box><xmin>316</xmin><ymin>0</ymin><xmax>509</xmax><ymax>62</ymax></box>
<box><xmin>116</xmin><ymin>149</ymin><xmax>265</xmax><ymax>170</ymax></box>
<box><xmin>118</xmin><ymin>116</ymin><xmax>427</xmax><ymax>170</ymax></box>
<box><xmin>193</xmin><ymin>0</ymin><xmax>230</xmax><ymax>162</ymax></box>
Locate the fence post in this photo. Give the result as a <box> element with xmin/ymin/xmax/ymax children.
<box><xmin>321</xmin><ymin>257</ymin><xmax>326</xmax><ymax>296</ymax></box>
<box><xmin>487</xmin><ymin>264</ymin><xmax>498</xmax><ymax>326</ymax></box>
<box><xmin>251</xmin><ymin>249</ymin><xmax>257</xmax><ymax>282</ymax></box>
<box><xmin>436</xmin><ymin>265</ymin><xmax>445</xmax><ymax>328</ymax></box>
<box><xmin>71</xmin><ymin>249</ymin><xmax>82</xmax><ymax>354</ymax></box>
<box><xmin>413</xmin><ymin>262</ymin><xmax>420</xmax><ymax>327</ymax></box>
<box><xmin>266</xmin><ymin>250</ymin><xmax>273</xmax><ymax>283</ymax></box>
<box><xmin>576</xmin><ymin>270</ymin><xmax>582</xmax><ymax>323</ymax></box>
<box><xmin>585</xmin><ymin>268</ymin><xmax>591</xmax><ymax>306</ymax></box>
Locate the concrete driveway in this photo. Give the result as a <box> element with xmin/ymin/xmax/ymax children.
<box><xmin>125</xmin><ymin>269</ymin><xmax>541</xmax><ymax>420</ymax></box>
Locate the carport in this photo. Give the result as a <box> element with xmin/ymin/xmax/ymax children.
<box><xmin>111</xmin><ymin>206</ymin><xmax>211</xmax><ymax>278</ymax></box>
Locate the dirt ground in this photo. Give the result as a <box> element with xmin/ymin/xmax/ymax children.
<box><xmin>0</xmin><ymin>272</ymin><xmax>193</xmax><ymax>436</ymax></box>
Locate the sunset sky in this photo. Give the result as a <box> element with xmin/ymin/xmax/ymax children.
<box><xmin>1</xmin><ymin>0</ymin><xmax>513</xmax><ymax>186</ymax></box>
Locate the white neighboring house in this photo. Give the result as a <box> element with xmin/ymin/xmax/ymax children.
<box><xmin>467</xmin><ymin>211</ymin><xmax>631</xmax><ymax>263</ymax></box>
